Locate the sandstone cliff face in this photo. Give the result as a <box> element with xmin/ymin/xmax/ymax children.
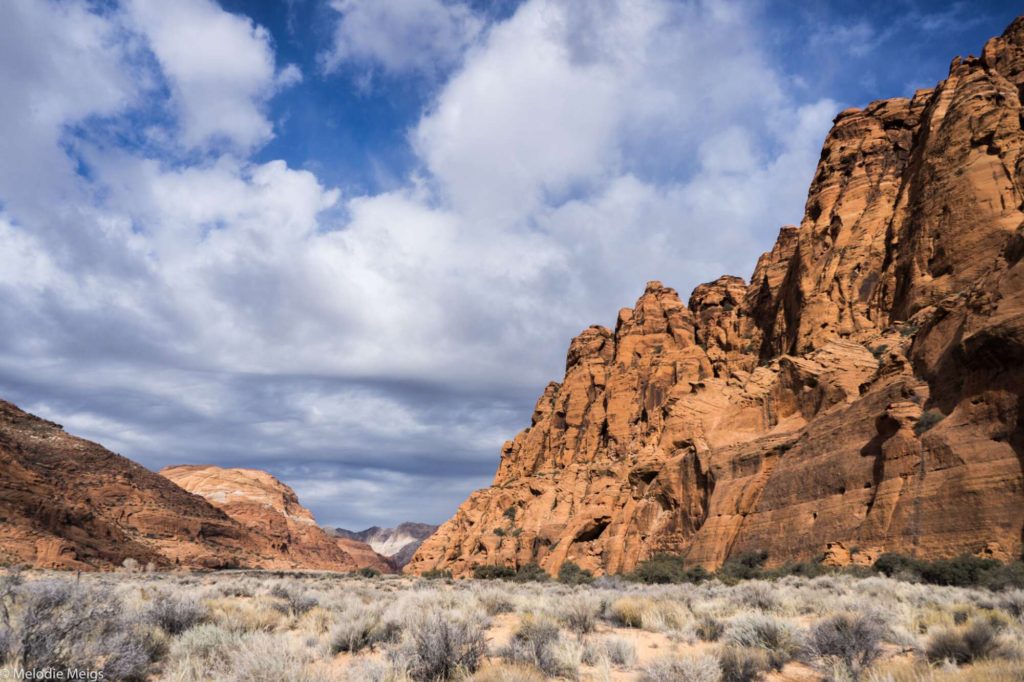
<box><xmin>407</xmin><ymin>18</ymin><xmax>1024</xmax><ymax>577</ymax></box>
<box><xmin>160</xmin><ymin>465</ymin><xmax>391</xmax><ymax>572</ymax></box>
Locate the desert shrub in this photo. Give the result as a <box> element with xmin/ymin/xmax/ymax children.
<box><xmin>630</xmin><ymin>553</ymin><xmax>688</xmax><ymax>584</ymax></box>
<box><xmin>145</xmin><ymin>593</ymin><xmax>207</xmax><ymax>634</ymax></box>
<box><xmin>494</xmin><ymin>528</ymin><xmax>506</xmax><ymax>537</ymax></box>
<box><xmin>224</xmin><ymin>632</ymin><xmax>328</xmax><ymax>682</ymax></box>
<box><xmin>982</xmin><ymin>561</ymin><xmax>1024</xmax><ymax>591</ymax></box>
<box><xmin>914</xmin><ymin>409</ymin><xmax>945</xmax><ymax>435</ymax></box>
<box><xmin>503</xmin><ymin>506</ymin><xmax>518</xmax><ymax>522</ymax></box>
<box><xmin>165</xmin><ymin>622</ymin><xmax>239</xmax><ymax>675</ymax></box>
<box><xmin>422</xmin><ymin>569</ymin><xmax>453</xmax><ymax>581</ymax></box>
<box><xmin>873</xmin><ymin>553</ymin><xmax>923</xmax><ymax>580</ymax></box>
<box><xmin>810</xmin><ymin>613</ymin><xmax>884</xmax><ymax>678</ymax></box>
<box><xmin>873</xmin><ymin>553</ymin><xmax>1006</xmax><ymax>587</ymax></box>
<box><xmin>718</xmin><ymin>645</ymin><xmax>771</xmax><ymax>682</ymax></box>
<box><xmin>2</xmin><ymin>580</ymin><xmax>154</xmax><ymax>680</ymax></box>
<box><xmin>602</xmin><ymin>637</ymin><xmax>637</xmax><ymax>667</ymax></box>
<box><xmin>559</xmin><ymin>598</ymin><xmax>599</xmax><ymax>636</ymax></box>
<box><xmin>475</xmin><ymin>587</ymin><xmax>515</xmax><ymax>615</ymax></box>
<box><xmin>401</xmin><ymin>611</ymin><xmax>487</xmax><ymax>681</ymax></box>
<box><xmin>512</xmin><ymin>563</ymin><xmax>550</xmax><ymax>583</ymax></box>
<box><xmin>767</xmin><ymin>561</ymin><xmax>828</xmax><ymax>579</ymax></box>
<box><xmin>473</xmin><ymin>565</ymin><xmax>516</xmax><ymax>581</ymax></box>
<box><xmin>639</xmin><ymin>655</ymin><xmax>721</xmax><ymax>682</ymax></box>
<box><xmin>357</xmin><ymin>566</ymin><xmax>382</xmax><ymax>579</ymax></box>
<box><xmin>558</xmin><ymin>561</ymin><xmax>594</xmax><ymax>586</ymax></box>
<box><xmin>719</xmin><ymin>551</ymin><xmax>769</xmax><ymax>582</ymax></box>
<box><xmin>269</xmin><ymin>584</ymin><xmax>318</xmax><ymax>615</ymax></box>
<box><xmin>330</xmin><ymin>607</ymin><xmax>398</xmax><ymax>654</ymax></box>
<box><xmin>696</xmin><ymin>615</ymin><xmax>726</xmax><ymax>642</ymax></box>
<box><xmin>500</xmin><ymin>617</ymin><xmax>570</xmax><ymax>678</ymax></box>
<box><xmin>921</xmin><ymin>556</ymin><xmax>1001</xmax><ymax>587</ymax></box>
<box><xmin>725</xmin><ymin>614</ymin><xmax>805</xmax><ymax>670</ymax></box>
<box><xmin>734</xmin><ymin>583</ymin><xmax>780</xmax><ymax>612</ymax></box>
<box><xmin>925</xmin><ymin>620</ymin><xmax>1001</xmax><ymax>665</ymax></box>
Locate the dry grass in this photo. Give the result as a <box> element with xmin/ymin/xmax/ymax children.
<box><xmin>0</xmin><ymin>568</ymin><xmax>1021</xmax><ymax>681</ymax></box>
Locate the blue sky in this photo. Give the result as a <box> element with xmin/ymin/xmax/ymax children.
<box><xmin>0</xmin><ymin>0</ymin><xmax>1019</xmax><ymax>531</ymax></box>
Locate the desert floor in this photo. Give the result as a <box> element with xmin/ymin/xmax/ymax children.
<box><xmin>2</xmin><ymin>569</ymin><xmax>1023</xmax><ymax>681</ymax></box>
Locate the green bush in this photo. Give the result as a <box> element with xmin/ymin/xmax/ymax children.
<box><xmin>873</xmin><ymin>553</ymin><xmax>1019</xmax><ymax>589</ymax></box>
<box><xmin>630</xmin><ymin>553</ymin><xmax>688</xmax><ymax>584</ymax></box>
<box><xmin>512</xmin><ymin>562</ymin><xmax>550</xmax><ymax>583</ymax></box>
<box><xmin>472</xmin><ymin>565</ymin><xmax>516</xmax><ymax>580</ymax></box>
<box><xmin>557</xmin><ymin>561</ymin><xmax>594</xmax><ymax>586</ymax></box>
<box><xmin>503</xmin><ymin>506</ymin><xmax>518</xmax><ymax>522</ymax></box>
<box><xmin>357</xmin><ymin>566</ymin><xmax>381</xmax><ymax>578</ymax></box>
<box><xmin>493</xmin><ymin>528</ymin><xmax>506</xmax><ymax>537</ymax></box>
<box><xmin>719</xmin><ymin>550</ymin><xmax>769</xmax><ymax>581</ymax></box>
<box><xmin>421</xmin><ymin>569</ymin><xmax>453</xmax><ymax>580</ymax></box>
<box><xmin>914</xmin><ymin>408</ymin><xmax>945</xmax><ymax>435</ymax></box>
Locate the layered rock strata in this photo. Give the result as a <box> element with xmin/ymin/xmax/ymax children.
<box><xmin>407</xmin><ymin>18</ymin><xmax>1024</xmax><ymax>577</ymax></box>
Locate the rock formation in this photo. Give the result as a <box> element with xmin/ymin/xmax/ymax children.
<box><xmin>0</xmin><ymin>399</ymin><xmax>365</xmax><ymax>571</ymax></box>
<box><xmin>161</xmin><ymin>465</ymin><xmax>391</xmax><ymax>572</ymax></box>
<box><xmin>407</xmin><ymin>17</ymin><xmax>1024</xmax><ymax>577</ymax></box>
<box><xmin>0</xmin><ymin>400</ymin><xmax>266</xmax><ymax>570</ymax></box>
<box><xmin>331</xmin><ymin>522</ymin><xmax>438</xmax><ymax>569</ymax></box>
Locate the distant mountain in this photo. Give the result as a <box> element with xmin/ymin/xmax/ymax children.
<box><xmin>330</xmin><ymin>522</ymin><xmax>437</xmax><ymax>568</ymax></box>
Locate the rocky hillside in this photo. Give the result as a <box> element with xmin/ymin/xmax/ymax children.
<box><xmin>0</xmin><ymin>400</ymin><xmax>266</xmax><ymax>569</ymax></box>
<box><xmin>406</xmin><ymin>17</ymin><xmax>1024</xmax><ymax>578</ymax></box>
<box><xmin>0</xmin><ymin>399</ymin><xmax>366</xmax><ymax>571</ymax></box>
<box><xmin>331</xmin><ymin>522</ymin><xmax>438</xmax><ymax>568</ymax></box>
<box><xmin>161</xmin><ymin>465</ymin><xmax>392</xmax><ymax>572</ymax></box>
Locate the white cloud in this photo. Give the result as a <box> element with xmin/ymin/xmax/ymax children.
<box><xmin>0</xmin><ymin>0</ymin><xmax>841</xmax><ymax>527</ymax></box>
<box><xmin>322</xmin><ymin>0</ymin><xmax>483</xmax><ymax>76</ymax></box>
<box><xmin>126</xmin><ymin>0</ymin><xmax>296</xmax><ymax>151</ymax></box>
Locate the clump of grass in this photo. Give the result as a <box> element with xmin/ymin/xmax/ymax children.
<box><xmin>501</xmin><ymin>614</ymin><xmax>581</xmax><ymax>675</ymax></box>
<box><xmin>725</xmin><ymin>613</ymin><xmax>805</xmax><ymax>670</ymax></box>
<box><xmin>696</xmin><ymin>615</ymin><xmax>725</xmax><ymax>642</ymax></box>
<box><xmin>639</xmin><ymin>655</ymin><xmax>721</xmax><ymax>682</ymax></box>
<box><xmin>717</xmin><ymin>645</ymin><xmax>771</xmax><ymax>682</ymax></box>
<box><xmin>558</xmin><ymin>597</ymin><xmax>600</xmax><ymax>636</ymax></box>
<box><xmin>602</xmin><ymin>636</ymin><xmax>637</xmax><ymax>667</ymax></box>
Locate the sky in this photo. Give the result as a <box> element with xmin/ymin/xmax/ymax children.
<box><xmin>0</xmin><ymin>0</ymin><xmax>1020</xmax><ymax>531</ymax></box>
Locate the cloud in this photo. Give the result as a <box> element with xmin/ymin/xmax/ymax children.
<box><xmin>0</xmin><ymin>0</ymin><xmax>840</xmax><ymax>528</ymax></box>
<box><xmin>322</xmin><ymin>0</ymin><xmax>484</xmax><ymax>76</ymax></box>
<box><xmin>126</xmin><ymin>0</ymin><xmax>299</xmax><ymax>151</ymax></box>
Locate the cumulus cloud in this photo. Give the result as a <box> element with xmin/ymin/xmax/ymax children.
<box><xmin>322</xmin><ymin>0</ymin><xmax>484</xmax><ymax>76</ymax></box>
<box><xmin>0</xmin><ymin>0</ymin><xmax>840</xmax><ymax>528</ymax></box>
<box><xmin>126</xmin><ymin>0</ymin><xmax>300</xmax><ymax>151</ymax></box>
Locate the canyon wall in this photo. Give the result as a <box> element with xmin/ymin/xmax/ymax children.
<box><xmin>406</xmin><ymin>18</ymin><xmax>1024</xmax><ymax>577</ymax></box>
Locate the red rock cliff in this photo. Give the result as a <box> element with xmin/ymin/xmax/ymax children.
<box><xmin>406</xmin><ymin>17</ymin><xmax>1024</xmax><ymax>577</ymax></box>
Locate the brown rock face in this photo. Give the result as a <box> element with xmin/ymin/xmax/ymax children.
<box><xmin>0</xmin><ymin>400</ymin><xmax>268</xmax><ymax>570</ymax></box>
<box><xmin>407</xmin><ymin>18</ymin><xmax>1024</xmax><ymax>577</ymax></box>
<box><xmin>0</xmin><ymin>399</ymin><xmax>371</xmax><ymax>571</ymax></box>
<box><xmin>161</xmin><ymin>465</ymin><xmax>391</xmax><ymax>572</ymax></box>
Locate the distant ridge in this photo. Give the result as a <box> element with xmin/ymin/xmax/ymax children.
<box><xmin>331</xmin><ymin>522</ymin><xmax>438</xmax><ymax>568</ymax></box>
